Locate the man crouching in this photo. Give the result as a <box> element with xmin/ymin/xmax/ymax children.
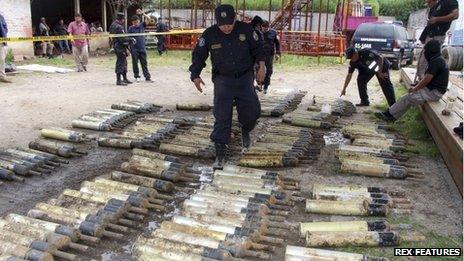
<box><xmin>375</xmin><ymin>40</ymin><xmax>449</xmax><ymax>122</ymax></box>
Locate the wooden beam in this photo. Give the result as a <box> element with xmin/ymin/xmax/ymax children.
<box><xmin>101</xmin><ymin>0</ymin><xmax>107</xmax><ymax>32</ymax></box>
<box><xmin>74</xmin><ymin>0</ymin><xmax>81</xmax><ymax>14</ymax></box>
<box><xmin>401</xmin><ymin>68</ymin><xmax>463</xmax><ymax>194</ymax></box>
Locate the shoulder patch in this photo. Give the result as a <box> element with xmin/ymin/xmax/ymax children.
<box><xmin>239</xmin><ymin>34</ymin><xmax>246</xmax><ymax>41</ymax></box>
<box><xmin>198</xmin><ymin>37</ymin><xmax>205</xmax><ymax>47</ymax></box>
<box><xmin>253</xmin><ymin>31</ymin><xmax>259</xmax><ymax>41</ymax></box>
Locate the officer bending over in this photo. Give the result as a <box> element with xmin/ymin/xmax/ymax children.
<box><xmin>261</xmin><ymin>20</ymin><xmax>281</xmax><ymax>94</ymax></box>
<box><xmin>375</xmin><ymin>40</ymin><xmax>449</xmax><ymax>121</ymax></box>
<box><xmin>189</xmin><ymin>4</ymin><xmax>266</xmax><ymax>169</ymax></box>
<box><xmin>110</xmin><ymin>12</ymin><xmax>135</xmax><ymax>86</ymax></box>
<box><xmin>341</xmin><ymin>47</ymin><xmax>396</xmax><ymax>107</ymax></box>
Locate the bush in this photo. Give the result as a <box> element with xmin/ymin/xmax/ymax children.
<box><xmin>378</xmin><ymin>0</ymin><xmax>425</xmax><ymax>23</ymax></box>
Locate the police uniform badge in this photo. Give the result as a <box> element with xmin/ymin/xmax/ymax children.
<box><xmin>221</xmin><ymin>12</ymin><xmax>227</xmax><ymax>18</ymax></box>
<box><xmin>198</xmin><ymin>37</ymin><xmax>205</xmax><ymax>47</ymax></box>
<box><xmin>239</xmin><ymin>34</ymin><xmax>246</xmax><ymax>41</ymax></box>
<box><xmin>253</xmin><ymin>31</ymin><xmax>259</xmax><ymax>41</ymax></box>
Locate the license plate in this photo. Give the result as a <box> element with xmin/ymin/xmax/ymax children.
<box><xmin>354</xmin><ymin>43</ymin><xmax>372</xmax><ymax>49</ymax></box>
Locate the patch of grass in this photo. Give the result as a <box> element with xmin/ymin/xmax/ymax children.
<box><xmin>6</xmin><ymin>49</ymin><xmax>14</xmax><ymax>63</ymax></box>
<box><xmin>32</xmin><ymin>56</ymin><xmax>76</xmax><ymax>68</ymax></box>
<box><xmin>275</xmin><ymin>55</ymin><xmax>342</xmax><ymax>70</ymax></box>
<box><xmin>374</xmin><ymin>84</ymin><xmax>440</xmax><ymax>158</ymax></box>
<box><xmin>337</xmin><ymin>216</ymin><xmax>463</xmax><ymax>260</ymax></box>
<box><xmin>87</xmin><ymin>50</ymin><xmax>341</xmax><ymax>71</ymax></box>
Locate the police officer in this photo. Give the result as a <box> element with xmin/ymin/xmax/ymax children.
<box><xmin>156</xmin><ymin>18</ymin><xmax>168</xmax><ymax>55</ymax></box>
<box><xmin>261</xmin><ymin>20</ymin><xmax>281</xmax><ymax>94</ymax></box>
<box><xmin>109</xmin><ymin>12</ymin><xmax>134</xmax><ymax>86</ymax></box>
<box><xmin>340</xmin><ymin>47</ymin><xmax>396</xmax><ymax>107</ymax></box>
<box><xmin>189</xmin><ymin>4</ymin><xmax>266</xmax><ymax>169</ymax></box>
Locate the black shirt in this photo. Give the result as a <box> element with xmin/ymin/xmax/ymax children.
<box><xmin>128</xmin><ymin>22</ymin><xmax>147</xmax><ymax>51</ymax></box>
<box><xmin>189</xmin><ymin>21</ymin><xmax>265</xmax><ymax>80</ymax></box>
<box><xmin>54</xmin><ymin>24</ymin><xmax>68</xmax><ymax>36</ymax></box>
<box><xmin>348</xmin><ymin>49</ymin><xmax>389</xmax><ymax>75</ymax></box>
<box><xmin>425</xmin><ymin>0</ymin><xmax>459</xmax><ymax>37</ymax></box>
<box><xmin>109</xmin><ymin>21</ymin><xmax>131</xmax><ymax>50</ymax></box>
<box><xmin>263</xmin><ymin>29</ymin><xmax>281</xmax><ymax>56</ymax></box>
<box><xmin>425</xmin><ymin>55</ymin><xmax>449</xmax><ymax>94</ymax></box>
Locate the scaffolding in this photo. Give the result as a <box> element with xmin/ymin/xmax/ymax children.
<box><xmin>160</xmin><ymin>0</ymin><xmax>349</xmax><ymax>59</ymax></box>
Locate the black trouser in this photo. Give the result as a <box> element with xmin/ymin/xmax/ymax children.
<box><xmin>356</xmin><ymin>69</ymin><xmax>396</xmax><ymax>106</ymax></box>
<box><xmin>211</xmin><ymin>71</ymin><xmax>261</xmax><ymax>144</ymax></box>
<box><xmin>115</xmin><ymin>49</ymin><xmax>127</xmax><ymax>74</ymax></box>
<box><xmin>157</xmin><ymin>36</ymin><xmax>166</xmax><ymax>55</ymax></box>
<box><xmin>263</xmin><ymin>55</ymin><xmax>274</xmax><ymax>89</ymax></box>
<box><xmin>131</xmin><ymin>49</ymin><xmax>151</xmax><ymax>79</ymax></box>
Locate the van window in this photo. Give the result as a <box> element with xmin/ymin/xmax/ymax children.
<box><xmin>355</xmin><ymin>23</ymin><xmax>395</xmax><ymax>39</ymax></box>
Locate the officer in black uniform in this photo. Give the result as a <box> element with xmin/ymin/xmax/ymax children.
<box><xmin>250</xmin><ymin>16</ymin><xmax>265</xmax><ymax>91</ymax></box>
<box><xmin>189</xmin><ymin>4</ymin><xmax>266</xmax><ymax>169</ymax></box>
<box><xmin>261</xmin><ymin>20</ymin><xmax>281</xmax><ymax>94</ymax></box>
<box><xmin>340</xmin><ymin>47</ymin><xmax>396</xmax><ymax>107</ymax></box>
<box><xmin>109</xmin><ymin>12</ymin><xmax>134</xmax><ymax>86</ymax></box>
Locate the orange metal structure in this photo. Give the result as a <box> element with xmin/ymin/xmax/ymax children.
<box><xmin>163</xmin><ymin>0</ymin><xmax>347</xmax><ymax>59</ymax></box>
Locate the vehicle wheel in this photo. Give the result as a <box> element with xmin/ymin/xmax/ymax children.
<box><xmin>455</xmin><ymin>47</ymin><xmax>463</xmax><ymax>71</ymax></box>
<box><xmin>392</xmin><ymin>57</ymin><xmax>402</xmax><ymax>70</ymax></box>
<box><xmin>406</xmin><ymin>54</ymin><xmax>414</xmax><ymax>66</ymax></box>
<box><xmin>442</xmin><ymin>46</ymin><xmax>459</xmax><ymax>70</ymax></box>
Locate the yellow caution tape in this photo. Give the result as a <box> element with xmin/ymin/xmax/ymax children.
<box><xmin>0</xmin><ymin>29</ymin><xmax>205</xmax><ymax>43</ymax></box>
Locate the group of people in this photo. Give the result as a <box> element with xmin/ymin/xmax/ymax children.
<box><xmin>108</xmin><ymin>9</ymin><xmax>168</xmax><ymax>86</ymax></box>
<box><xmin>37</xmin><ymin>16</ymin><xmax>101</xmax><ymax>59</ymax></box>
<box><xmin>341</xmin><ymin>0</ymin><xmax>458</xmax><ymax>122</ymax></box>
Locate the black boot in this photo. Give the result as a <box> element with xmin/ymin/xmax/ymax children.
<box><xmin>263</xmin><ymin>85</ymin><xmax>269</xmax><ymax>94</ymax></box>
<box><xmin>123</xmin><ymin>74</ymin><xmax>133</xmax><ymax>84</ymax></box>
<box><xmin>242</xmin><ymin>129</ymin><xmax>251</xmax><ymax>151</ymax></box>
<box><xmin>116</xmin><ymin>74</ymin><xmax>127</xmax><ymax>86</ymax></box>
<box><xmin>212</xmin><ymin>143</ymin><xmax>226</xmax><ymax>170</ymax></box>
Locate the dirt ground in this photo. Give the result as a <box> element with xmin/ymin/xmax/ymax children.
<box><xmin>0</xmin><ymin>54</ymin><xmax>462</xmax><ymax>260</ymax></box>
<box><xmin>0</xmin><ymin>54</ymin><xmax>385</xmax><ymax>148</ymax></box>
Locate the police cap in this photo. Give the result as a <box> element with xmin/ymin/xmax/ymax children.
<box><xmin>345</xmin><ymin>46</ymin><xmax>357</xmax><ymax>59</ymax></box>
<box><xmin>215</xmin><ymin>4</ymin><xmax>235</xmax><ymax>26</ymax></box>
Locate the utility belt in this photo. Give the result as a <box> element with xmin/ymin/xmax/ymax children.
<box><xmin>215</xmin><ymin>69</ymin><xmax>252</xmax><ymax>79</ymax></box>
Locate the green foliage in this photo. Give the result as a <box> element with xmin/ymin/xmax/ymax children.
<box><xmin>374</xmin><ymin>85</ymin><xmax>440</xmax><ymax>158</ymax></box>
<box><xmin>339</xmin><ymin>216</ymin><xmax>463</xmax><ymax>260</ymax></box>
<box><xmin>378</xmin><ymin>0</ymin><xmax>425</xmax><ymax>23</ymax></box>
<box><xmin>5</xmin><ymin>49</ymin><xmax>14</xmax><ymax>64</ymax></box>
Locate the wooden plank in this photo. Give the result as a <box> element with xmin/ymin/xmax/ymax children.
<box><xmin>400</xmin><ymin>68</ymin><xmax>463</xmax><ymax>194</ymax></box>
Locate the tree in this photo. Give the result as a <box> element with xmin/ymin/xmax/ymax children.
<box><xmin>105</xmin><ymin>0</ymin><xmax>152</xmax><ymax>20</ymax></box>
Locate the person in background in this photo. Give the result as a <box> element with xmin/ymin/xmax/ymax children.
<box><xmin>0</xmin><ymin>13</ymin><xmax>11</xmax><ymax>83</ymax></box>
<box><xmin>155</xmin><ymin>18</ymin><xmax>168</xmax><ymax>55</ymax></box>
<box><xmin>90</xmin><ymin>23</ymin><xmax>97</xmax><ymax>33</ymax></box>
<box><xmin>340</xmin><ymin>47</ymin><xmax>396</xmax><ymax>107</ymax></box>
<box><xmin>39</xmin><ymin>17</ymin><xmax>54</xmax><ymax>58</ymax></box>
<box><xmin>68</xmin><ymin>13</ymin><xmax>90</xmax><ymax>72</ymax></box>
<box><xmin>54</xmin><ymin>19</ymin><xmax>71</xmax><ymax>54</ymax></box>
<box><xmin>250</xmin><ymin>16</ymin><xmax>264</xmax><ymax>90</ymax></box>
<box><xmin>128</xmin><ymin>9</ymin><xmax>153</xmax><ymax>83</ymax></box>
<box><xmin>261</xmin><ymin>20</ymin><xmax>281</xmax><ymax>94</ymax></box>
<box><xmin>110</xmin><ymin>12</ymin><xmax>135</xmax><ymax>86</ymax></box>
<box><xmin>415</xmin><ymin>0</ymin><xmax>459</xmax><ymax>82</ymax></box>
<box><xmin>375</xmin><ymin>40</ymin><xmax>449</xmax><ymax>121</ymax></box>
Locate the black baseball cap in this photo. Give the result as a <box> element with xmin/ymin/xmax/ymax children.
<box><xmin>215</xmin><ymin>4</ymin><xmax>235</xmax><ymax>26</ymax></box>
<box><xmin>131</xmin><ymin>15</ymin><xmax>140</xmax><ymax>21</ymax></box>
<box><xmin>345</xmin><ymin>46</ymin><xmax>357</xmax><ymax>59</ymax></box>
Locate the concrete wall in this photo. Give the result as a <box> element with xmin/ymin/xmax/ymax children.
<box><xmin>0</xmin><ymin>0</ymin><xmax>34</xmax><ymax>58</ymax></box>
